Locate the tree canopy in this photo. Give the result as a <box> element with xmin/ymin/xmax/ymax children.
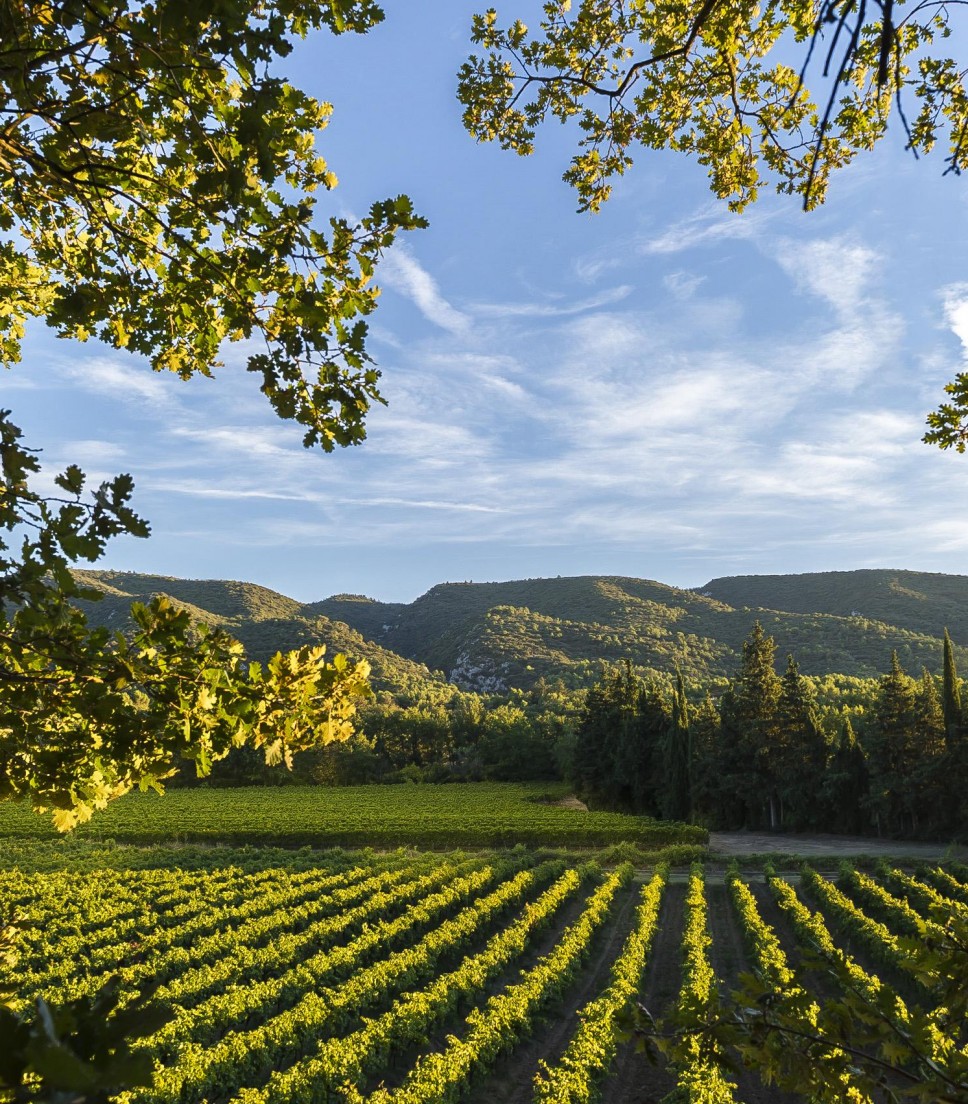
<box><xmin>0</xmin><ymin>1</ymin><xmax>426</xmax><ymax>827</ymax></box>
<box><xmin>1</xmin><ymin>0</ymin><xmax>423</xmax><ymax>449</ymax></box>
<box><xmin>458</xmin><ymin>0</ymin><xmax>968</xmax><ymax>451</ymax></box>
<box><xmin>458</xmin><ymin>0</ymin><xmax>967</xmax><ymax>214</ymax></box>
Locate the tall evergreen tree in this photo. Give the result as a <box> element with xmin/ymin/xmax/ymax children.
<box><xmin>937</xmin><ymin>631</ymin><xmax>968</xmax><ymax>835</ymax></box>
<box><xmin>912</xmin><ymin>668</ymin><xmax>947</xmax><ymax>833</ymax></box>
<box><xmin>626</xmin><ymin>678</ymin><xmax>671</xmax><ymax>816</ymax></box>
<box><xmin>776</xmin><ymin>655</ymin><xmax>828</xmax><ymax>830</ymax></box>
<box><xmin>688</xmin><ymin>692</ymin><xmax>722</xmax><ymax>827</ymax></box>
<box><xmin>719</xmin><ymin>622</ymin><xmax>783</xmax><ymax>829</ymax></box>
<box><xmin>942</xmin><ymin>628</ymin><xmax>963</xmax><ymax>738</ymax></box>
<box><xmin>574</xmin><ymin>661</ymin><xmax>651</xmax><ymax>812</ymax></box>
<box><xmin>823</xmin><ymin>717</ymin><xmax>869</xmax><ymax>835</ymax></box>
<box><xmin>661</xmin><ymin>670</ymin><xmax>692</xmax><ymax>822</ymax></box>
<box><xmin>572</xmin><ymin>671</ymin><xmax>614</xmax><ymax>802</ymax></box>
<box><xmin>866</xmin><ymin>651</ymin><xmax>918</xmax><ymax>836</ymax></box>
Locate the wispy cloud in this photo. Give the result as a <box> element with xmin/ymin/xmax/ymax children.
<box><xmin>943</xmin><ymin>284</ymin><xmax>968</xmax><ymax>362</ymax></box>
<box><xmin>379</xmin><ymin>243</ymin><xmax>471</xmax><ymax>335</ymax></box>
<box><xmin>663</xmin><ymin>272</ymin><xmax>706</xmax><ymax>300</ymax></box>
<box><xmin>773</xmin><ymin>236</ymin><xmax>879</xmax><ymax>317</ymax></box>
<box><xmin>65</xmin><ymin>356</ymin><xmax>176</xmax><ymax>407</ymax></box>
<box><xmin>471</xmin><ymin>285</ymin><xmax>633</xmax><ymax>317</ymax></box>
<box><xmin>639</xmin><ymin>204</ymin><xmax>772</xmax><ymax>255</ymax></box>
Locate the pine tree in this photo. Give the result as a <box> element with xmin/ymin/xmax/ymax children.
<box><xmin>719</xmin><ymin>621</ymin><xmax>783</xmax><ymax>829</ymax></box>
<box><xmin>661</xmin><ymin>670</ymin><xmax>692</xmax><ymax>822</ymax></box>
<box><xmin>823</xmin><ymin>717</ymin><xmax>869</xmax><ymax>834</ymax></box>
<box><xmin>866</xmin><ymin>651</ymin><xmax>917</xmax><ymax>836</ymax></box>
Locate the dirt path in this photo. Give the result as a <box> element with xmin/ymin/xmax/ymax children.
<box><xmin>709</xmin><ymin>831</ymin><xmax>967</xmax><ymax>860</ymax></box>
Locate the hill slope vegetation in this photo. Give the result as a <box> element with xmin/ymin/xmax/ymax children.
<box><xmin>75</xmin><ymin>569</ymin><xmax>968</xmax><ymax>693</ymax></box>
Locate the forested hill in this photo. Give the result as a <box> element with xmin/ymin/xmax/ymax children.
<box><xmin>701</xmin><ymin>569</ymin><xmax>968</xmax><ymax>641</ymax></box>
<box><xmin>71</xmin><ymin>571</ymin><xmax>442</xmax><ymax>697</ymax></box>
<box><xmin>75</xmin><ymin>569</ymin><xmax>968</xmax><ymax>694</ymax></box>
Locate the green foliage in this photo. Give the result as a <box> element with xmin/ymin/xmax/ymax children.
<box><xmin>458</xmin><ymin>0</ymin><xmax>968</xmax><ymax>213</ymax></box>
<box><xmin>1</xmin><ymin>0</ymin><xmax>425</xmax><ymax>449</ymax></box>
<box><xmin>0</xmin><ymin>415</ymin><xmax>371</xmax><ymax>830</ymax></box>
<box><xmin>0</xmin><ymin>783</ymin><xmax>707</xmax><ymax>849</ymax></box>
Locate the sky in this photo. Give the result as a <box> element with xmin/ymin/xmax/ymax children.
<box><xmin>8</xmin><ymin>2</ymin><xmax>968</xmax><ymax>603</ymax></box>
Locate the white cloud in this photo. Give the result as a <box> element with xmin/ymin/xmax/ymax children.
<box><xmin>52</xmin><ymin>439</ymin><xmax>127</xmax><ymax>469</ymax></box>
<box><xmin>379</xmin><ymin>243</ymin><xmax>471</xmax><ymax>335</ymax></box>
<box><xmin>471</xmin><ymin>285</ymin><xmax>633</xmax><ymax>317</ymax></box>
<box><xmin>663</xmin><ymin>272</ymin><xmax>706</xmax><ymax>300</ymax></box>
<box><xmin>639</xmin><ymin>204</ymin><xmax>770</xmax><ymax>255</ymax></box>
<box><xmin>65</xmin><ymin>355</ymin><xmax>175</xmax><ymax>407</ymax></box>
<box><xmin>774</xmin><ymin>237</ymin><xmax>880</xmax><ymax>316</ymax></box>
<box><xmin>943</xmin><ymin>284</ymin><xmax>968</xmax><ymax>362</ymax></box>
<box><xmin>169</xmin><ymin>425</ymin><xmax>298</xmax><ymax>461</ymax></box>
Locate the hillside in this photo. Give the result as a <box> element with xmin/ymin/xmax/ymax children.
<box><xmin>73</xmin><ymin>568</ymin><xmax>968</xmax><ymax>695</ymax></box>
<box><xmin>701</xmin><ymin>569</ymin><xmax>968</xmax><ymax>641</ymax></box>
<box><xmin>72</xmin><ymin>571</ymin><xmax>442</xmax><ymax>696</ymax></box>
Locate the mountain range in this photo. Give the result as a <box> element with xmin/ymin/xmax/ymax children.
<box><xmin>73</xmin><ymin>568</ymin><xmax>968</xmax><ymax>694</ymax></box>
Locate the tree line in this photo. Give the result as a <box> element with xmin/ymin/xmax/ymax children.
<box><xmin>573</xmin><ymin>622</ymin><xmax>967</xmax><ymax>839</ymax></box>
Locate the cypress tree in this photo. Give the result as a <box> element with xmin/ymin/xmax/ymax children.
<box><xmin>942</xmin><ymin>628</ymin><xmax>962</xmax><ymax>738</ymax></box>
<box><xmin>661</xmin><ymin>669</ymin><xmax>692</xmax><ymax>822</ymax></box>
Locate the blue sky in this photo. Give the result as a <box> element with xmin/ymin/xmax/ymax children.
<box><xmin>9</xmin><ymin>2</ymin><xmax>968</xmax><ymax>603</ymax></box>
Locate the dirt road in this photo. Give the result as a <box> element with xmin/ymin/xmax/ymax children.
<box><xmin>708</xmin><ymin>830</ymin><xmax>966</xmax><ymax>860</ymax></box>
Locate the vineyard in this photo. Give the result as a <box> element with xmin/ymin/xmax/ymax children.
<box><xmin>4</xmin><ymin>846</ymin><xmax>966</xmax><ymax>1103</ymax></box>
<box><xmin>0</xmin><ymin>784</ymin><xmax>706</xmax><ymax>850</ymax></box>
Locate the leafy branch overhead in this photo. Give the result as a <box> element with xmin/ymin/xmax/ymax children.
<box><xmin>458</xmin><ymin>0</ymin><xmax>968</xmax><ymax>213</ymax></box>
<box><xmin>0</xmin><ymin>0</ymin><xmax>425</xmax><ymax>449</ymax></box>
<box><xmin>458</xmin><ymin>0</ymin><xmax>968</xmax><ymax>451</ymax></box>
<box><xmin>0</xmin><ymin>410</ymin><xmax>372</xmax><ymax>830</ymax></box>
